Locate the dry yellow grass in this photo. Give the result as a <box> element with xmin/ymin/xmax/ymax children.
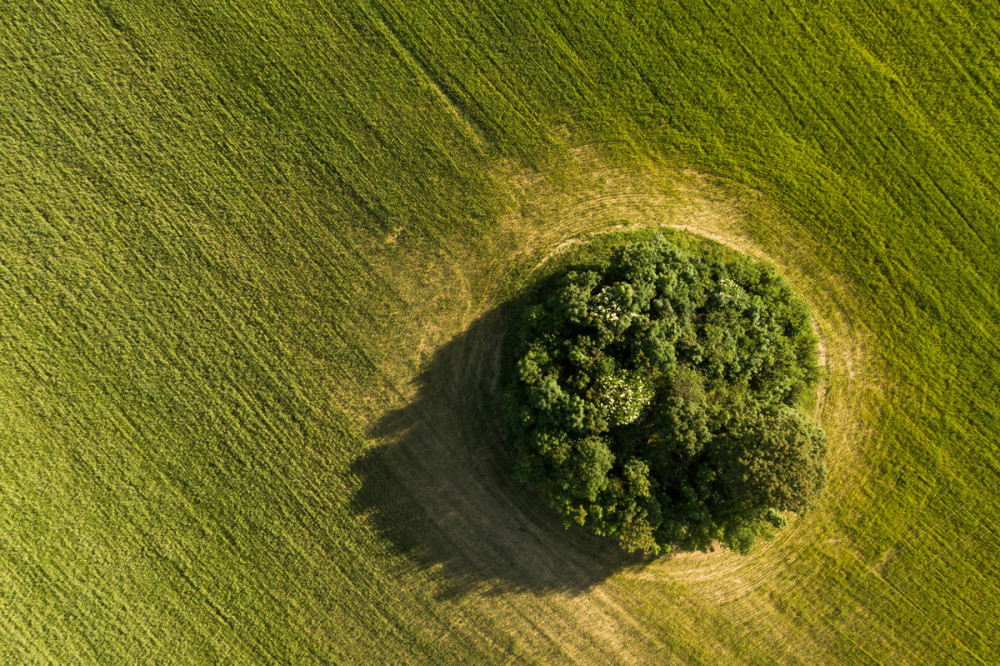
<box><xmin>350</xmin><ymin>145</ymin><xmax>887</xmax><ymax>663</ymax></box>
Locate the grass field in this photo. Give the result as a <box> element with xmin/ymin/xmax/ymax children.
<box><xmin>2</xmin><ymin>0</ymin><xmax>999</xmax><ymax>663</ymax></box>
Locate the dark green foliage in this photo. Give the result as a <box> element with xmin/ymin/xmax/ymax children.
<box><xmin>502</xmin><ymin>234</ymin><xmax>826</xmax><ymax>555</ymax></box>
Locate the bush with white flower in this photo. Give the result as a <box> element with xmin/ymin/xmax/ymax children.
<box><xmin>501</xmin><ymin>232</ymin><xmax>826</xmax><ymax>555</ymax></box>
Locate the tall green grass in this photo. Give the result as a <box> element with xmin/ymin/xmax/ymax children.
<box><xmin>1</xmin><ymin>0</ymin><xmax>997</xmax><ymax>662</ymax></box>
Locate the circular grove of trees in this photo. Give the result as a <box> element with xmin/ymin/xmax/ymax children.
<box><xmin>500</xmin><ymin>233</ymin><xmax>827</xmax><ymax>555</ymax></box>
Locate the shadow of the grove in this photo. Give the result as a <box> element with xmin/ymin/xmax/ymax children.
<box><xmin>352</xmin><ymin>305</ymin><xmax>648</xmax><ymax>598</ymax></box>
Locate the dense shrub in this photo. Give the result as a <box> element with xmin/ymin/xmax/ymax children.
<box><xmin>501</xmin><ymin>234</ymin><xmax>826</xmax><ymax>554</ymax></box>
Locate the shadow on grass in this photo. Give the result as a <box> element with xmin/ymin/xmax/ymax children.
<box><xmin>352</xmin><ymin>305</ymin><xmax>646</xmax><ymax>597</ymax></box>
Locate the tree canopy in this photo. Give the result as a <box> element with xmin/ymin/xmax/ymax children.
<box><xmin>501</xmin><ymin>233</ymin><xmax>827</xmax><ymax>555</ymax></box>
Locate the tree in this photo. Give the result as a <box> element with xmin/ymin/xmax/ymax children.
<box><xmin>501</xmin><ymin>233</ymin><xmax>826</xmax><ymax>555</ymax></box>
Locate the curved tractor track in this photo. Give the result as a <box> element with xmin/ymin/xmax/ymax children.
<box><xmin>353</xmin><ymin>146</ymin><xmax>879</xmax><ymax>663</ymax></box>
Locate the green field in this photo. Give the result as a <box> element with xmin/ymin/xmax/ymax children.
<box><xmin>2</xmin><ymin>0</ymin><xmax>998</xmax><ymax>662</ymax></box>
